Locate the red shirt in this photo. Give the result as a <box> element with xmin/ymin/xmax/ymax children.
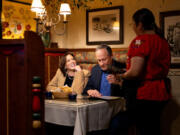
<box><xmin>127</xmin><ymin>34</ymin><xmax>171</xmax><ymax>101</ymax></box>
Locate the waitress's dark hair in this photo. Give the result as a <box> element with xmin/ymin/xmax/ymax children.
<box><xmin>59</xmin><ymin>52</ymin><xmax>76</xmax><ymax>77</ymax></box>
<box><xmin>133</xmin><ymin>8</ymin><xmax>164</xmax><ymax>39</ymax></box>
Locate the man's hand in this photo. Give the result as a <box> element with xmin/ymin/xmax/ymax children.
<box><xmin>106</xmin><ymin>74</ymin><xmax>117</xmax><ymax>84</ymax></box>
<box><xmin>87</xmin><ymin>89</ymin><xmax>102</xmax><ymax>97</ymax></box>
<box><xmin>107</xmin><ymin>74</ymin><xmax>123</xmax><ymax>86</ymax></box>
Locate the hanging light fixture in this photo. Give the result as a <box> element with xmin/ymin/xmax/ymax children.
<box><xmin>31</xmin><ymin>0</ymin><xmax>71</xmax><ymax>35</ymax></box>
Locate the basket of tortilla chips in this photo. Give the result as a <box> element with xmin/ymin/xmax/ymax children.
<box><xmin>52</xmin><ymin>86</ymin><xmax>72</xmax><ymax>99</ymax></box>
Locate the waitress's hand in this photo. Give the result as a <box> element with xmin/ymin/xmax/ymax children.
<box><xmin>115</xmin><ymin>74</ymin><xmax>124</xmax><ymax>86</ymax></box>
<box><xmin>87</xmin><ymin>89</ymin><xmax>102</xmax><ymax>98</ymax></box>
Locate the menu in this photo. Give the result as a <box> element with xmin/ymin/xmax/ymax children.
<box><xmin>90</xmin><ymin>96</ymin><xmax>121</xmax><ymax>100</ymax></box>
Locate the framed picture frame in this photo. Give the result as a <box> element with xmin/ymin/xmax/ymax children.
<box><xmin>86</xmin><ymin>6</ymin><xmax>124</xmax><ymax>45</ymax></box>
<box><xmin>5</xmin><ymin>0</ymin><xmax>31</xmax><ymax>5</ymax></box>
<box><xmin>160</xmin><ymin>10</ymin><xmax>180</xmax><ymax>68</ymax></box>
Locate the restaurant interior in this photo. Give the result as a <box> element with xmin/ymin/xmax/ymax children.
<box><xmin>0</xmin><ymin>0</ymin><xmax>180</xmax><ymax>135</ymax></box>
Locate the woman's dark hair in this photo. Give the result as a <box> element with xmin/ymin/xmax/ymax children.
<box><xmin>59</xmin><ymin>52</ymin><xmax>76</xmax><ymax>77</ymax></box>
<box><xmin>133</xmin><ymin>8</ymin><xmax>164</xmax><ymax>38</ymax></box>
<box><xmin>96</xmin><ymin>44</ymin><xmax>112</xmax><ymax>56</ymax></box>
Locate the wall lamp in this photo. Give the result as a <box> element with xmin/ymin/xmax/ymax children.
<box><xmin>31</xmin><ymin>0</ymin><xmax>71</xmax><ymax>36</ymax></box>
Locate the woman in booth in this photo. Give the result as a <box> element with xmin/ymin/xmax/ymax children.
<box><xmin>110</xmin><ymin>8</ymin><xmax>171</xmax><ymax>135</ymax></box>
<box><xmin>46</xmin><ymin>52</ymin><xmax>90</xmax><ymax>98</ymax></box>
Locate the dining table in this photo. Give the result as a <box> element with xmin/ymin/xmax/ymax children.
<box><xmin>45</xmin><ymin>97</ymin><xmax>126</xmax><ymax>135</ymax></box>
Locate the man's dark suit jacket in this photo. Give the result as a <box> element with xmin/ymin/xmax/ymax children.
<box><xmin>83</xmin><ymin>59</ymin><xmax>125</xmax><ymax>97</ymax></box>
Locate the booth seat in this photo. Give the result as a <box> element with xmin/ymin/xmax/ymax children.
<box><xmin>72</xmin><ymin>49</ymin><xmax>128</xmax><ymax>71</ymax></box>
<box><xmin>45</xmin><ymin>48</ymin><xmax>128</xmax><ymax>88</ymax></box>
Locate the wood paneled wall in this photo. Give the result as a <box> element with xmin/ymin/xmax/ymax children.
<box><xmin>0</xmin><ymin>31</ymin><xmax>45</xmax><ymax>135</ymax></box>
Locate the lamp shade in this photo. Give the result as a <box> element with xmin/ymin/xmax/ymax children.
<box><xmin>113</xmin><ymin>21</ymin><xmax>119</xmax><ymax>30</ymax></box>
<box><xmin>60</xmin><ymin>3</ymin><xmax>71</xmax><ymax>15</ymax></box>
<box><xmin>31</xmin><ymin>0</ymin><xmax>44</xmax><ymax>13</ymax></box>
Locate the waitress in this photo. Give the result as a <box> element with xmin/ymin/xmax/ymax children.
<box><xmin>110</xmin><ymin>8</ymin><xmax>171</xmax><ymax>135</ymax></box>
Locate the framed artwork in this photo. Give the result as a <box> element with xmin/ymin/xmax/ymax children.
<box><xmin>2</xmin><ymin>0</ymin><xmax>36</xmax><ymax>39</ymax></box>
<box><xmin>160</xmin><ymin>10</ymin><xmax>180</xmax><ymax>68</ymax></box>
<box><xmin>5</xmin><ymin>0</ymin><xmax>31</xmax><ymax>5</ymax></box>
<box><xmin>86</xmin><ymin>6</ymin><xmax>124</xmax><ymax>45</ymax></box>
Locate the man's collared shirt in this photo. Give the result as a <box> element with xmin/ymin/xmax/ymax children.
<box><xmin>100</xmin><ymin>72</ymin><xmax>111</xmax><ymax>96</ymax></box>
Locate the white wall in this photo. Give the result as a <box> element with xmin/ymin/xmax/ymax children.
<box><xmin>51</xmin><ymin>0</ymin><xmax>180</xmax><ymax>49</ymax></box>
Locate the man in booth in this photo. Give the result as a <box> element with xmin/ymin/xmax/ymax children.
<box><xmin>83</xmin><ymin>44</ymin><xmax>128</xmax><ymax>135</ymax></box>
<box><xmin>83</xmin><ymin>44</ymin><xmax>125</xmax><ymax>98</ymax></box>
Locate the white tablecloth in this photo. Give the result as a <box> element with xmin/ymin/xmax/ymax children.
<box><xmin>45</xmin><ymin>98</ymin><xmax>126</xmax><ymax>135</ymax></box>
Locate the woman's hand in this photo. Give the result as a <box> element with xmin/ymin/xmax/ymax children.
<box><xmin>87</xmin><ymin>89</ymin><xmax>102</xmax><ymax>97</ymax></box>
<box><xmin>74</xmin><ymin>65</ymin><xmax>82</xmax><ymax>71</ymax></box>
